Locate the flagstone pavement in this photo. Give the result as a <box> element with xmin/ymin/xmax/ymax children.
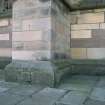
<box><xmin>0</xmin><ymin>75</ymin><xmax>105</xmax><ymax>105</ymax></box>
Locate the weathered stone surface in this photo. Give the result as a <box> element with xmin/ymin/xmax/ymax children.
<box><xmin>0</xmin><ymin>81</ymin><xmax>19</xmax><ymax>88</ymax></box>
<box><xmin>56</xmin><ymin>91</ymin><xmax>87</xmax><ymax>105</ymax></box>
<box><xmin>5</xmin><ymin>61</ymin><xmax>55</xmax><ymax>87</ymax></box>
<box><xmin>8</xmin><ymin>84</ymin><xmax>43</xmax><ymax>96</ymax></box>
<box><xmin>0</xmin><ymin>87</ymin><xmax>9</xmax><ymax>93</ymax></box>
<box><xmin>84</xmin><ymin>98</ymin><xmax>105</xmax><ymax>105</ymax></box>
<box><xmin>18</xmin><ymin>87</ymin><xmax>67</xmax><ymax>105</ymax></box>
<box><xmin>90</xmin><ymin>88</ymin><xmax>105</xmax><ymax>101</ymax></box>
<box><xmin>96</xmin><ymin>77</ymin><xmax>105</xmax><ymax>88</ymax></box>
<box><xmin>0</xmin><ymin>92</ymin><xmax>24</xmax><ymax>105</ymax></box>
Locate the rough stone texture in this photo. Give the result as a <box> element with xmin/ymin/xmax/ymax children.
<box><xmin>5</xmin><ymin>60</ymin><xmax>72</xmax><ymax>87</ymax></box>
<box><xmin>5</xmin><ymin>61</ymin><xmax>55</xmax><ymax>87</ymax></box>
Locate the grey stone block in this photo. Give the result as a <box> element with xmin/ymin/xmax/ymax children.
<box><xmin>18</xmin><ymin>87</ymin><xmax>67</xmax><ymax>105</ymax></box>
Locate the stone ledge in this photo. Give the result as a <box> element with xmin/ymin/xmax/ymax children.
<box><xmin>71</xmin><ymin>60</ymin><xmax>105</xmax><ymax>75</ymax></box>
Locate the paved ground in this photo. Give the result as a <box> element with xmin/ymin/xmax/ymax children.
<box><xmin>0</xmin><ymin>75</ymin><xmax>105</xmax><ymax>105</ymax></box>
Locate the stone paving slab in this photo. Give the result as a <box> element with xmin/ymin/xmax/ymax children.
<box><xmin>0</xmin><ymin>75</ymin><xmax>104</xmax><ymax>105</ymax></box>
<box><xmin>56</xmin><ymin>91</ymin><xmax>88</xmax><ymax>105</ymax></box>
<box><xmin>8</xmin><ymin>84</ymin><xmax>44</xmax><ymax>96</ymax></box>
<box><xmin>0</xmin><ymin>87</ymin><xmax>9</xmax><ymax>93</ymax></box>
<box><xmin>59</xmin><ymin>83</ymin><xmax>92</xmax><ymax>93</ymax></box>
<box><xmin>18</xmin><ymin>87</ymin><xmax>67</xmax><ymax>105</ymax></box>
<box><xmin>90</xmin><ymin>87</ymin><xmax>105</xmax><ymax>101</ymax></box>
<box><xmin>96</xmin><ymin>77</ymin><xmax>105</xmax><ymax>88</ymax></box>
<box><xmin>84</xmin><ymin>98</ymin><xmax>105</xmax><ymax>105</ymax></box>
<box><xmin>0</xmin><ymin>92</ymin><xmax>24</xmax><ymax>105</ymax></box>
<box><xmin>0</xmin><ymin>81</ymin><xmax>19</xmax><ymax>88</ymax></box>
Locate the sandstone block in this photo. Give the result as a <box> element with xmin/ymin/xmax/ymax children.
<box><xmin>78</xmin><ymin>12</ymin><xmax>104</xmax><ymax>24</ymax></box>
<box><xmin>71</xmin><ymin>30</ymin><xmax>91</xmax><ymax>39</ymax></box>
<box><xmin>71</xmin><ymin>48</ymin><xmax>87</xmax><ymax>59</ymax></box>
<box><xmin>71</xmin><ymin>24</ymin><xmax>99</xmax><ymax>30</ymax></box>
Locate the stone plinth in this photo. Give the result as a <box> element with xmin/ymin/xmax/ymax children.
<box><xmin>5</xmin><ymin>0</ymin><xmax>70</xmax><ymax>87</ymax></box>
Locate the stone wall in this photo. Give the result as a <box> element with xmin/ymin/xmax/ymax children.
<box><xmin>0</xmin><ymin>18</ymin><xmax>12</xmax><ymax>69</ymax></box>
<box><xmin>12</xmin><ymin>0</ymin><xmax>70</xmax><ymax>61</ymax></box>
<box><xmin>70</xmin><ymin>8</ymin><xmax>105</xmax><ymax>59</ymax></box>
